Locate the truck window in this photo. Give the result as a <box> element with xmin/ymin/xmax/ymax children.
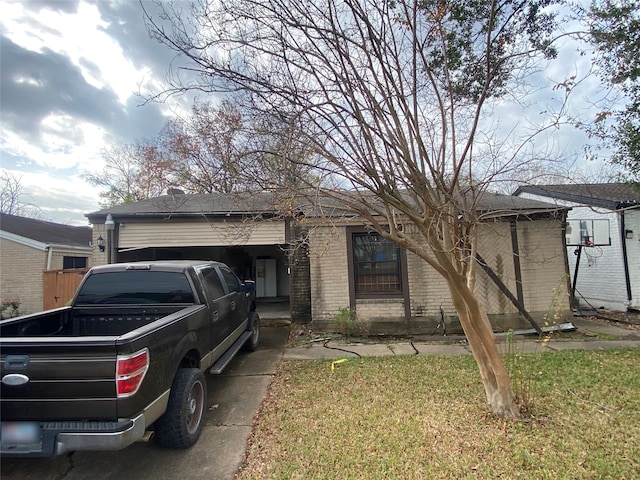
<box><xmin>75</xmin><ymin>271</ymin><xmax>195</xmax><ymax>304</ymax></box>
<box><xmin>201</xmin><ymin>267</ymin><xmax>225</xmax><ymax>301</ymax></box>
<box><xmin>219</xmin><ymin>267</ymin><xmax>242</xmax><ymax>294</ymax></box>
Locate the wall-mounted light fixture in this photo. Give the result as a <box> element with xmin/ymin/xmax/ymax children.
<box><xmin>104</xmin><ymin>214</ymin><xmax>115</xmax><ymax>264</ymax></box>
<box><xmin>96</xmin><ymin>235</ymin><xmax>105</xmax><ymax>252</ymax></box>
<box><xmin>625</xmin><ymin>229</ymin><xmax>634</xmax><ymax>240</ymax></box>
<box><xmin>105</xmin><ymin>214</ymin><xmax>115</xmax><ymax>232</ymax></box>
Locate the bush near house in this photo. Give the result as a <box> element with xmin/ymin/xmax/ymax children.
<box><xmin>1</xmin><ymin>297</ymin><xmax>21</xmax><ymax>319</ymax></box>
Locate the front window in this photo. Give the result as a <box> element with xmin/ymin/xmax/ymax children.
<box><xmin>352</xmin><ymin>232</ymin><xmax>402</xmax><ymax>296</ymax></box>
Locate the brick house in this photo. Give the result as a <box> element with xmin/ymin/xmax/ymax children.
<box><xmin>515</xmin><ymin>183</ymin><xmax>640</xmax><ymax>312</ymax></box>
<box><xmin>86</xmin><ymin>190</ymin><xmax>571</xmax><ymax>334</ymax></box>
<box><xmin>0</xmin><ymin>213</ymin><xmax>92</xmax><ymax>315</ymax></box>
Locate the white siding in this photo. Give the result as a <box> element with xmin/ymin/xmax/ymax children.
<box><xmin>518</xmin><ymin>191</ymin><xmax>633</xmax><ymax>311</ymax></box>
<box><xmin>118</xmin><ymin>220</ymin><xmax>287</xmax><ymax>248</ymax></box>
<box><xmin>625</xmin><ymin>210</ymin><xmax>640</xmax><ymax>309</ymax></box>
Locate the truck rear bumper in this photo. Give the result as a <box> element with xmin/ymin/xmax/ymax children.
<box><xmin>1</xmin><ymin>414</ymin><xmax>146</xmax><ymax>457</ymax></box>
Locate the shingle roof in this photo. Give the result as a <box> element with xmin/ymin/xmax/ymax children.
<box><xmin>86</xmin><ymin>189</ymin><xmax>564</xmax><ymax>223</ymax></box>
<box><xmin>0</xmin><ymin>213</ymin><xmax>92</xmax><ymax>248</ymax></box>
<box><xmin>513</xmin><ymin>183</ymin><xmax>640</xmax><ymax>210</ymax></box>
<box><xmin>85</xmin><ymin>191</ymin><xmax>283</xmax><ymax>221</ymax></box>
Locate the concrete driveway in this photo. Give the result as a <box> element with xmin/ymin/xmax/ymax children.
<box><xmin>0</xmin><ymin>326</ymin><xmax>289</xmax><ymax>480</ymax></box>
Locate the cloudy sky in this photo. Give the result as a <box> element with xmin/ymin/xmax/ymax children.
<box><xmin>1</xmin><ymin>0</ymin><xmax>607</xmax><ymax>226</ymax></box>
<box><xmin>0</xmin><ymin>0</ymin><xmax>192</xmax><ymax>225</ymax></box>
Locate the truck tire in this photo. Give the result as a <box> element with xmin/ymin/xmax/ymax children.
<box><xmin>155</xmin><ymin>368</ymin><xmax>207</xmax><ymax>449</ymax></box>
<box><xmin>242</xmin><ymin>312</ymin><xmax>260</xmax><ymax>352</ymax></box>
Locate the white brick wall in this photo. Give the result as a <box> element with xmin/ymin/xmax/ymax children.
<box><xmin>309</xmin><ymin>226</ymin><xmax>351</xmax><ymax>325</ymax></box>
<box><xmin>309</xmin><ymin>216</ymin><xmax>571</xmax><ymax>333</ymax></box>
<box><xmin>0</xmin><ymin>237</ymin><xmax>46</xmax><ymax>315</ymax></box>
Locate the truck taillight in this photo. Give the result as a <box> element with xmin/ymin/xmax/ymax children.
<box><xmin>116</xmin><ymin>348</ymin><xmax>149</xmax><ymax>397</ymax></box>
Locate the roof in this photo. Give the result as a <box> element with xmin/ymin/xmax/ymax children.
<box><xmin>85</xmin><ymin>189</ymin><xmax>565</xmax><ymax>223</ymax></box>
<box><xmin>0</xmin><ymin>213</ymin><xmax>92</xmax><ymax>248</ymax></box>
<box><xmin>513</xmin><ymin>183</ymin><xmax>640</xmax><ymax>210</ymax></box>
<box><xmin>86</xmin><ymin>191</ymin><xmax>284</xmax><ymax>222</ymax></box>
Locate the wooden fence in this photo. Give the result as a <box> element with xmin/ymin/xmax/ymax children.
<box><xmin>43</xmin><ymin>268</ymin><xmax>88</xmax><ymax>310</ymax></box>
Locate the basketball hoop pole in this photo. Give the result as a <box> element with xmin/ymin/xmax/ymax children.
<box><xmin>571</xmin><ymin>245</ymin><xmax>583</xmax><ymax>308</ymax></box>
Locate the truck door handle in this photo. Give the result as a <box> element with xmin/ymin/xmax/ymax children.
<box><xmin>212</xmin><ymin>311</ymin><xmax>219</xmax><ymax>322</ymax></box>
<box><xmin>230</xmin><ymin>301</ymin><xmax>236</xmax><ymax>311</ymax></box>
<box><xmin>5</xmin><ymin>355</ymin><xmax>29</xmax><ymax>369</ymax></box>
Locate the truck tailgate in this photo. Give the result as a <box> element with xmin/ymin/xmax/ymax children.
<box><xmin>0</xmin><ymin>339</ymin><xmax>117</xmax><ymax>421</ymax></box>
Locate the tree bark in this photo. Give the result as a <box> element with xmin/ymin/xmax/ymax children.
<box><xmin>447</xmin><ymin>275</ymin><xmax>521</xmax><ymax>419</ymax></box>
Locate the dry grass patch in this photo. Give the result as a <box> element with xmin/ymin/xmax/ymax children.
<box><xmin>238</xmin><ymin>349</ymin><xmax>640</xmax><ymax>479</ymax></box>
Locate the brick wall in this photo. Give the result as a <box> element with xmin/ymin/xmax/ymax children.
<box><xmin>309</xmin><ymin>216</ymin><xmax>571</xmax><ymax>334</ymax></box>
<box><xmin>309</xmin><ymin>225</ymin><xmax>351</xmax><ymax>329</ymax></box>
<box><xmin>0</xmin><ymin>237</ymin><xmax>46</xmax><ymax>315</ymax></box>
<box><xmin>289</xmin><ymin>222</ymin><xmax>312</xmax><ymax>323</ymax></box>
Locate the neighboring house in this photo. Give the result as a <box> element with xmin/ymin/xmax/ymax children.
<box><xmin>514</xmin><ymin>183</ymin><xmax>640</xmax><ymax>312</ymax></box>
<box><xmin>86</xmin><ymin>190</ymin><xmax>571</xmax><ymax>334</ymax></box>
<box><xmin>0</xmin><ymin>213</ymin><xmax>93</xmax><ymax>315</ymax></box>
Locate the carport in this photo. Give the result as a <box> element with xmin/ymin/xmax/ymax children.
<box><xmin>86</xmin><ymin>192</ymin><xmax>302</xmax><ymax>305</ymax></box>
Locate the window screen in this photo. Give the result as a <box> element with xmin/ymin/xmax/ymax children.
<box><xmin>352</xmin><ymin>233</ymin><xmax>402</xmax><ymax>295</ymax></box>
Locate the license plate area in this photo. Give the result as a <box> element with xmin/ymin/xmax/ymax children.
<box><xmin>1</xmin><ymin>422</ymin><xmax>42</xmax><ymax>451</ymax></box>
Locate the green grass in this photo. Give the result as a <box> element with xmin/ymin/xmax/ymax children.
<box><xmin>238</xmin><ymin>349</ymin><xmax>640</xmax><ymax>479</ymax></box>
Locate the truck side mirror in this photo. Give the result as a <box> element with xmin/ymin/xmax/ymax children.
<box><xmin>243</xmin><ymin>280</ymin><xmax>256</xmax><ymax>295</ymax></box>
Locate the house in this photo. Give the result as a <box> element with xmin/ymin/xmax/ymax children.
<box><xmin>86</xmin><ymin>190</ymin><xmax>572</xmax><ymax>334</ymax></box>
<box><xmin>0</xmin><ymin>213</ymin><xmax>93</xmax><ymax>315</ymax></box>
<box><xmin>514</xmin><ymin>183</ymin><xmax>640</xmax><ymax>312</ymax></box>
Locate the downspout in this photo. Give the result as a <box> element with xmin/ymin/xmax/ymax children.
<box><xmin>620</xmin><ymin>211</ymin><xmax>632</xmax><ymax>307</ymax></box>
<box><xmin>46</xmin><ymin>245</ymin><xmax>53</xmax><ymax>270</ymax></box>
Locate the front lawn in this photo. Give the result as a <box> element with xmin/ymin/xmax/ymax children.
<box><xmin>238</xmin><ymin>348</ymin><xmax>640</xmax><ymax>479</ymax></box>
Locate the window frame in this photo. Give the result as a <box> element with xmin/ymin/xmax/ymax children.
<box><xmin>347</xmin><ymin>227</ymin><xmax>408</xmax><ymax>300</ymax></box>
<box><xmin>63</xmin><ymin>256</ymin><xmax>87</xmax><ymax>269</ymax></box>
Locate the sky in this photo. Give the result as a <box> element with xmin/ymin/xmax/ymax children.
<box><xmin>0</xmin><ymin>0</ymin><xmax>608</xmax><ymax>227</ymax></box>
<box><xmin>0</xmin><ymin>0</ymin><xmax>193</xmax><ymax>225</ymax></box>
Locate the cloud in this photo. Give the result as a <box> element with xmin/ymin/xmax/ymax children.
<box><xmin>0</xmin><ymin>35</ymin><xmax>126</xmax><ymax>150</ymax></box>
<box><xmin>0</xmin><ymin>0</ymin><xmax>186</xmax><ymax>224</ymax></box>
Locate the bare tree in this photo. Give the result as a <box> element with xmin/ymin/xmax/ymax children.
<box><xmin>84</xmin><ymin>140</ymin><xmax>176</xmax><ymax>208</ymax></box>
<box><xmin>159</xmin><ymin>99</ymin><xmax>254</xmax><ymax>193</ymax></box>
<box><xmin>143</xmin><ymin>0</ymin><xmax>569</xmax><ymax>418</ymax></box>
<box><xmin>0</xmin><ymin>170</ymin><xmax>41</xmax><ymax>218</ymax></box>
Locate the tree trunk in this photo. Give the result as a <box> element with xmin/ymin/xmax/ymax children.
<box><xmin>447</xmin><ymin>276</ymin><xmax>521</xmax><ymax>419</ymax></box>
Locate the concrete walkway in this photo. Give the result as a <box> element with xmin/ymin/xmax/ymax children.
<box><xmin>283</xmin><ymin>316</ymin><xmax>640</xmax><ymax>360</ymax></box>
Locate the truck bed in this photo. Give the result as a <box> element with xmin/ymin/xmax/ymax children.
<box><xmin>0</xmin><ymin>305</ymin><xmax>189</xmax><ymax>337</ymax></box>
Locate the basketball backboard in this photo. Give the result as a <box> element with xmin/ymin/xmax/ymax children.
<box><xmin>565</xmin><ymin>219</ymin><xmax>611</xmax><ymax>246</ymax></box>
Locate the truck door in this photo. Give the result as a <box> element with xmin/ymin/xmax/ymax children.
<box><xmin>218</xmin><ymin>265</ymin><xmax>247</xmax><ymax>333</ymax></box>
<box><xmin>199</xmin><ymin>267</ymin><xmax>228</xmax><ymax>346</ymax></box>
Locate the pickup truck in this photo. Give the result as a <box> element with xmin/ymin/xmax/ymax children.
<box><xmin>0</xmin><ymin>260</ymin><xmax>261</xmax><ymax>457</ymax></box>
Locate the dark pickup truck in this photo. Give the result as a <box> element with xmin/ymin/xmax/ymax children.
<box><xmin>0</xmin><ymin>260</ymin><xmax>260</xmax><ymax>457</ymax></box>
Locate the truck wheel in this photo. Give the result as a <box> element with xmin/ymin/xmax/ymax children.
<box><xmin>243</xmin><ymin>312</ymin><xmax>260</xmax><ymax>352</ymax></box>
<box><xmin>155</xmin><ymin>368</ymin><xmax>207</xmax><ymax>449</ymax></box>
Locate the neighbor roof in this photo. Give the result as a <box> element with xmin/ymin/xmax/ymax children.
<box><xmin>513</xmin><ymin>183</ymin><xmax>640</xmax><ymax>210</ymax></box>
<box><xmin>0</xmin><ymin>213</ymin><xmax>92</xmax><ymax>248</ymax></box>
